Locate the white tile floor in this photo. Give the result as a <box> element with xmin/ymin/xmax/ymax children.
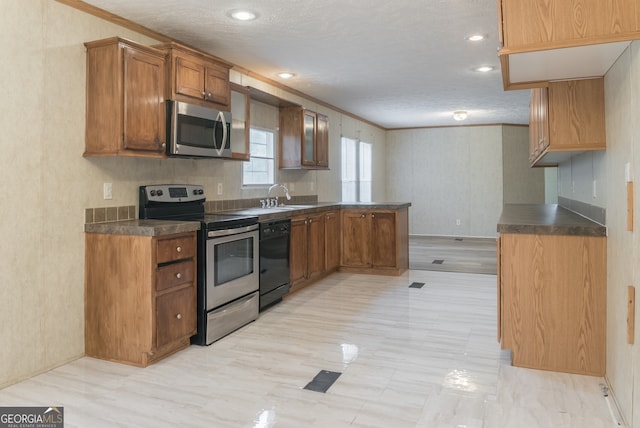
<box><xmin>0</xmin><ymin>270</ymin><xmax>619</xmax><ymax>427</ymax></box>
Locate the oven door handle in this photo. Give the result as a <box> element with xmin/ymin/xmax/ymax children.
<box><xmin>207</xmin><ymin>223</ymin><xmax>259</xmax><ymax>238</ymax></box>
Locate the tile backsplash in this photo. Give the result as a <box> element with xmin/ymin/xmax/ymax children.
<box><xmin>84</xmin><ymin>195</ymin><xmax>319</xmax><ymax>224</ymax></box>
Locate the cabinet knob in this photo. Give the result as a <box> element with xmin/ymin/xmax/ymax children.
<box><xmin>309</xmin><ymin>219</ymin><xmax>313</xmax><ymax>224</ymax></box>
<box><xmin>201</xmin><ymin>91</ymin><xmax>206</xmax><ymax>97</ymax></box>
<box><xmin>176</xmin><ymin>246</ymin><xmax>182</xmax><ymax>253</ymax></box>
<box><xmin>175</xmin><ymin>272</ymin><xmax>182</xmax><ymax>279</ymax></box>
<box><xmin>176</xmin><ymin>313</ymin><xmax>182</xmax><ymax>320</ymax></box>
<box><xmin>305</xmin><ymin>220</ymin><xmax>308</xmax><ymax>224</ymax></box>
<box><xmin>207</xmin><ymin>92</ymin><xmax>212</xmax><ymax>98</ymax></box>
<box><xmin>360</xmin><ymin>214</ymin><xmax>365</xmax><ymax>218</ymax></box>
<box><xmin>372</xmin><ymin>214</ymin><xmax>376</xmax><ymax>218</ymax></box>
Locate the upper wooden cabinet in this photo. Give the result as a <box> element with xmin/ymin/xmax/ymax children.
<box><xmin>84</xmin><ymin>37</ymin><xmax>167</xmax><ymax>157</ymax></box>
<box><xmin>497</xmin><ymin>0</ymin><xmax>640</xmax><ymax>89</ymax></box>
<box><xmin>156</xmin><ymin>42</ymin><xmax>232</xmax><ymax>111</ymax></box>
<box><xmin>229</xmin><ymin>83</ymin><xmax>250</xmax><ymax>160</ymax></box>
<box><xmin>529</xmin><ymin>78</ymin><xmax>606</xmax><ymax>167</ymax></box>
<box><xmin>279</xmin><ymin>106</ymin><xmax>329</xmax><ymax>169</ymax></box>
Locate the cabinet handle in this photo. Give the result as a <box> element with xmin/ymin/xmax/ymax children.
<box><xmin>176</xmin><ymin>246</ymin><xmax>182</xmax><ymax>253</ymax></box>
<box><xmin>176</xmin><ymin>313</ymin><xmax>182</xmax><ymax>320</ymax></box>
<box><xmin>175</xmin><ymin>272</ymin><xmax>182</xmax><ymax>279</ymax></box>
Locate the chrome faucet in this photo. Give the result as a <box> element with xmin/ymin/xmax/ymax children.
<box><xmin>261</xmin><ymin>184</ymin><xmax>291</xmax><ymax>208</ymax></box>
<box><xmin>268</xmin><ymin>183</ymin><xmax>292</xmax><ymax>200</ymax></box>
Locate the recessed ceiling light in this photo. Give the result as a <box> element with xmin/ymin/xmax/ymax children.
<box><xmin>474</xmin><ymin>66</ymin><xmax>494</xmax><ymax>73</ymax></box>
<box><xmin>453</xmin><ymin>110</ymin><xmax>468</xmax><ymax>121</ymax></box>
<box><xmin>227</xmin><ymin>9</ymin><xmax>258</xmax><ymax>21</ymax></box>
<box><xmin>466</xmin><ymin>34</ymin><xmax>485</xmax><ymax>42</ymax></box>
<box><xmin>278</xmin><ymin>72</ymin><xmax>295</xmax><ymax>79</ymax></box>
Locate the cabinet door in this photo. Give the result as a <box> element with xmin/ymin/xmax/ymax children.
<box><xmin>325</xmin><ymin>210</ymin><xmax>340</xmax><ymax>271</ymax></box>
<box><xmin>341</xmin><ymin>210</ymin><xmax>371</xmax><ymax>267</ymax></box>
<box><xmin>371</xmin><ymin>212</ymin><xmax>397</xmax><ymax>268</ymax></box>
<box><xmin>175</xmin><ymin>55</ymin><xmax>205</xmax><ymax>100</ymax></box>
<box><xmin>156</xmin><ymin>286</ymin><xmax>196</xmax><ymax>348</ymax></box>
<box><xmin>537</xmin><ymin>86</ymin><xmax>549</xmax><ymax>153</ymax></box>
<box><xmin>122</xmin><ymin>46</ymin><xmax>166</xmax><ymax>153</ymax></box>
<box><xmin>548</xmin><ymin>79</ymin><xmax>605</xmax><ymax>150</ymax></box>
<box><xmin>230</xmin><ymin>84</ymin><xmax>250</xmax><ymax>159</ymax></box>
<box><xmin>290</xmin><ymin>217</ymin><xmax>308</xmax><ymax>286</ymax></box>
<box><xmin>204</xmin><ymin>64</ymin><xmax>230</xmax><ymax>108</ymax></box>
<box><xmin>496</xmin><ymin>236</ymin><xmax>502</xmax><ymax>344</ymax></box>
<box><xmin>501</xmin><ymin>0</ymin><xmax>638</xmax><ymax>49</ymax></box>
<box><xmin>316</xmin><ymin>113</ymin><xmax>329</xmax><ymax>167</ymax></box>
<box><xmin>307</xmin><ymin>213</ymin><xmax>326</xmax><ymax>280</ymax></box>
<box><xmin>302</xmin><ymin>110</ymin><xmax>316</xmax><ymax>166</ymax></box>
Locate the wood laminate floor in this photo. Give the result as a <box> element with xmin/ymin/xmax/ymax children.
<box><xmin>0</xmin><ymin>270</ymin><xmax>617</xmax><ymax>427</ymax></box>
<box><xmin>409</xmin><ymin>235</ymin><xmax>497</xmax><ymax>275</ymax></box>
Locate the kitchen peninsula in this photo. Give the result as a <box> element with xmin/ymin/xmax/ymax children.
<box><xmin>497</xmin><ymin>204</ymin><xmax>606</xmax><ymax>376</ymax></box>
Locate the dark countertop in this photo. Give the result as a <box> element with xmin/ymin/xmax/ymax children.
<box><xmin>219</xmin><ymin>201</ymin><xmax>411</xmax><ymax>222</ymax></box>
<box><xmin>498</xmin><ymin>204</ymin><xmax>606</xmax><ymax>237</ymax></box>
<box><xmin>85</xmin><ymin>219</ymin><xmax>201</xmax><ymax>236</ymax></box>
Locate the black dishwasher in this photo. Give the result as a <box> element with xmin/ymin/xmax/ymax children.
<box><xmin>259</xmin><ymin>219</ymin><xmax>291</xmax><ymax>310</ymax></box>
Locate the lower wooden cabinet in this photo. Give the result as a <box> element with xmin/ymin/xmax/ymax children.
<box><xmin>341</xmin><ymin>208</ymin><xmax>409</xmax><ymax>275</ymax></box>
<box><xmin>498</xmin><ymin>233</ymin><xmax>606</xmax><ymax>376</ymax></box>
<box><xmin>324</xmin><ymin>210</ymin><xmax>341</xmax><ymax>272</ymax></box>
<box><xmin>85</xmin><ymin>231</ymin><xmax>197</xmax><ymax>367</ymax></box>
<box><xmin>290</xmin><ymin>213</ymin><xmax>326</xmax><ymax>292</ymax></box>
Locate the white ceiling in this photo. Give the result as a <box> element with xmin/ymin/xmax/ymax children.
<box><xmin>81</xmin><ymin>0</ymin><xmax>532</xmax><ymax>129</ymax></box>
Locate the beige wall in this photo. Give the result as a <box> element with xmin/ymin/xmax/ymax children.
<box><xmin>556</xmin><ymin>41</ymin><xmax>640</xmax><ymax>427</ymax></box>
<box><xmin>386</xmin><ymin>126</ymin><xmax>503</xmax><ymax>238</ymax></box>
<box><xmin>501</xmin><ymin>125</ymin><xmax>546</xmax><ymax>204</ymax></box>
<box><xmin>0</xmin><ymin>1</ymin><xmax>385</xmax><ymax>388</ymax></box>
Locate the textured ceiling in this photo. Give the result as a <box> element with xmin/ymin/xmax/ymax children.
<box><xmin>81</xmin><ymin>0</ymin><xmax>531</xmax><ymax>129</ymax></box>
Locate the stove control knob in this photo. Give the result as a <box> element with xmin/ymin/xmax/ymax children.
<box><xmin>193</xmin><ymin>189</ymin><xmax>198</xmax><ymax>195</ymax></box>
<box><xmin>199</xmin><ymin>189</ymin><xmax>204</xmax><ymax>195</ymax></box>
<box><xmin>157</xmin><ymin>189</ymin><xmax>163</xmax><ymax>196</ymax></box>
<box><xmin>150</xmin><ymin>190</ymin><xmax>156</xmax><ymax>196</ymax></box>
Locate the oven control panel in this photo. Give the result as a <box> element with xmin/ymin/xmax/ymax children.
<box><xmin>139</xmin><ymin>184</ymin><xmax>206</xmax><ymax>204</ymax></box>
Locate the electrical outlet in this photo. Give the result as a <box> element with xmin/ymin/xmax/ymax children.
<box><xmin>592</xmin><ymin>180</ymin><xmax>597</xmax><ymax>199</ymax></box>
<box><xmin>456</xmin><ymin>219</ymin><xmax>461</xmax><ymax>226</ymax></box>
<box><xmin>103</xmin><ymin>183</ymin><xmax>112</xmax><ymax>200</ymax></box>
<box><xmin>217</xmin><ymin>183</ymin><xmax>223</xmax><ymax>195</ymax></box>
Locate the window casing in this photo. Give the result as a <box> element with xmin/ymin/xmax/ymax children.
<box><xmin>341</xmin><ymin>137</ymin><xmax>372</xmax><ymax>202</ymax></box>
<box><xmin>243</xmin><ymin>128</ymin><xmax>275</xmax><ymax>186</ymax></box>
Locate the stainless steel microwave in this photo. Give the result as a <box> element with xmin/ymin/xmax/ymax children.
<box><xmin>167</xmin><ymin>100</ymin><xmax>232</xmax><ymax>158</ymax></box>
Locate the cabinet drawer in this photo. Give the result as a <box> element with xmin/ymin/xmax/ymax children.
<box><xmin>156</xmin><ymin>286</ymin><xmax>196</xmax><ymax>348</ymax></box>
<box><xmin>156</xmin><ymin>260</ymin><xmax>195</xmax><ymax>292</ymax></box>
<box><xmin>157</xmin><ymin>235</ymin><xmax>195</xmax><ymax>264</ymax></box>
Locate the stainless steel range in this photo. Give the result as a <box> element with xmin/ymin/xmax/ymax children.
<box><xmin>139</xmin><ymin>184</ymin><xmax>259</xmax><ymax>345</ymax></box>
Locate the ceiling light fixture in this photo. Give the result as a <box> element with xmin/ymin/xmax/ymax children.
<box><xmin>465</xmin><ymin>34</ymin><xmax>485</xmax><ymax>42</ymax></box>
<box><xmin>453</xmin><ymin>110</ymin><xmax>468</xmax><ymax>121</ymax></box>
<box><xmin>474</xmin><ymin>66</ymin><xmax>494</xmax><ymax>73</ymax></box>
<box><xmin>227</xmin><ymin>9</ymin><xmax>258</xmax><ymax>21</ymax></box>
<box><xmin>278</xmin><ymin>72</ymin><xmax>295</xmax><ymax>79</ymax></box>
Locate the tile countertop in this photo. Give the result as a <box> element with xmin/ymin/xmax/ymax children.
<box><xmin>497</xmin><ymin>204</ymin><xmax>606</xmax><ymax>237</ymax></box>
<box><xmin>220</xmin><ymin>201</ymin><xmax>412</xmax><ymax>222</ymax></box>
<box><xmin>84</xmin><ymin>219</ymin><xmax>201</xmax><ymax>236</ymax></box>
